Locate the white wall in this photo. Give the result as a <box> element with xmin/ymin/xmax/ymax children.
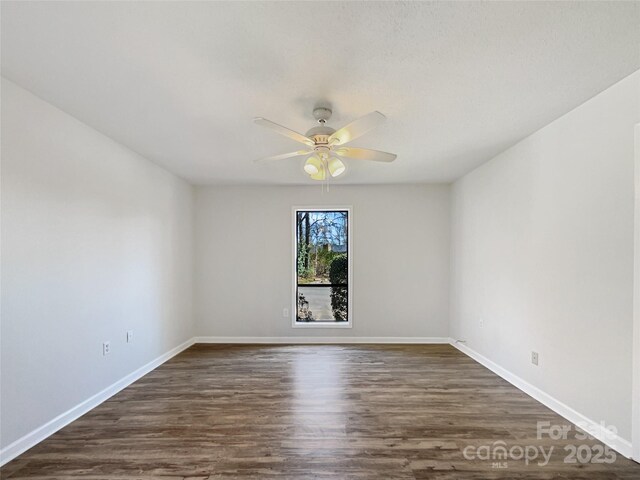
<box><xmin>0</xmin><ymin>79</ymin><xmax>195</xmax><ymax>450</ymax></box>
<box><xmin>195</xmin><ymin>185</ymin><xmax>450</xmax><ymax>338</ymax></box>
<box><xmin>450</xmin><ymin>71</ymin><xmax>639</xmax><ymax>442</ymax></box>
<box><xmin>633</xmin><ymin>124</ymin><xmax>640</xmax><ymax>460</ymax></box>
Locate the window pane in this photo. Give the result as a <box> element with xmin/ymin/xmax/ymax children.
<box><xmin>295</xmin><ymin>209</ymin><xmax>349</xmax><ymax>324</ymax></box>
<box><xmin>296</xmin><ymin>211</ymin><xmax>348</xmax><ymax>285</ymax></box>
<box><xmin>297</xmin><ymin>286</ymin><xmax>348</xmax><ymax>322</ymax></box>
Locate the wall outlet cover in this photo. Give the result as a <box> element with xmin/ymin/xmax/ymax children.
<box><xmin>531</xmin><ymin>351</ymin><xmax>539</xmax><ymax>366</ymax></box>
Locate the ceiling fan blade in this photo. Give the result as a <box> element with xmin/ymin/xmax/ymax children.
<box><xmin>254</xmin><ymin>118</ymin><xmax>315</xmax><ymax>146</ymax></box>
<box><xmin>254</xmin><ymin>150</ymin><xmax>311</xmax><ymax>163</ymax></box>
<box><xmin>334</xmin><ymin>147</ymin><xmax>397</xmax><ymax>162</ymax></box>
<box><xmin>328</xmin><ymin>111</ymin><xmax>386</xmax><ymax>146</ymax></box>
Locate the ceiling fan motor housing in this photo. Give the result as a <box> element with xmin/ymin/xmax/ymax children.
<box><xmin>305</xmin><ymin>124</ymin><xmax>335</xmax><ymax>147</ymax></box>
<box><xmin>308</xmin><ymin>107</ymin><xmax>335</xmax><ymax>147</ymax></box>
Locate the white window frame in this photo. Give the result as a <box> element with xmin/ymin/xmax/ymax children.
<box><xmin>292</xmin><ymin>206</ymin><xmax>353</xmax><ymax>328</ymax></box>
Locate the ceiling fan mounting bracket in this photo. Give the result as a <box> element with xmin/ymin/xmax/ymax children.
<box><xmin>312</xmin><ymin>107</ymin><xmax>332</xmax><ymax>123</ymax></box>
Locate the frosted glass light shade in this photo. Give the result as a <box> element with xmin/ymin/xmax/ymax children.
<box><xmin>304</xmin><ymin>155</ymin><xmax>322</xmax><ymax>175</ymax></box>
<box><xmin>328</xmin><ymin>157</ymin><xmax>346</xmax><ymax>177</ymax></box>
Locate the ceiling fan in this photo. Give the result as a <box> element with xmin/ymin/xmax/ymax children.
<box><xmin>254</xmin><ymin>107</ymin><xmax>397</xmax><ymax>180</ymax></box>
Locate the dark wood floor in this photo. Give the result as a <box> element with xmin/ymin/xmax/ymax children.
<box><xmin>2</xmin><ymin>344</ymin><xmax>639</xmax><ymax>479</ymax></box>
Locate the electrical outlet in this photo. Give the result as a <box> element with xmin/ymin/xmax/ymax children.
<box><xmin>531</xmin><ymin>351</ymin><xmax>539</xmax><ymax>366</ymax></box>
<box><xmin>479</xmin><ymin>318</ymin><xmax>484</xmax><ymax>328</ymax></box>
<box><xmin>126</xmin><ymin>330</ymin><xmax>134</xmax><ymax>343</ymax></box>
<box><xmin>283</xmin><ymin>308</ymin><xmax>289</xmax><ymax>318</ymax></box>
<box><xmin>103</xmin><ymin>341</ymin><xmax>111</xmax><ymax>356</ymax></box>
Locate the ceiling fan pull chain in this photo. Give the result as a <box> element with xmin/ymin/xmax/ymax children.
<box><xmin>326</xmin><ymin>162</ymin><xmax>330</xmax><ymax>192</ymax></box>
<box><xmin>324</xmin><ymin>158</ymin><xmax>329</xmax><ymax>192</ymax></box>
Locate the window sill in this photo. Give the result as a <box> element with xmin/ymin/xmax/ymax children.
<box><xmin>292</xmin><ymin>321</ymin><xmax>353</xmax><ymax>329</ymax></box>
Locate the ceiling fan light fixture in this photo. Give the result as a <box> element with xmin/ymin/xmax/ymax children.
<box><xmin>303</xmin><ymin>155</ymin><xmax>322</xmax><ymax>175</ymax></box>
<box><xmin>309</xmin><ymin>165</ymin><xmax>326</xmax><ymax>181</ymax></box>
<box><xmin>328</xmin><ymin>157</ymin><xmax>346</xmax><ymax>177</ymax></box>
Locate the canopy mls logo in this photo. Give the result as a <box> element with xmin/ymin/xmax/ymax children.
<box><xmin>462</xmin><ymin>421</ymin><xmax>618</xmax><ymax>468</ymax></box>
<box><xmin>462</xmin><ymin>441</ymin><xmax>555</xmax><ymax>468</ymax></box>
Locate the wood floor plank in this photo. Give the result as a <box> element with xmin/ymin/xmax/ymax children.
<box><xmin>2</xmin><ymin>344</ymin><xmax>639</xmax><ymax>479</ymax></box>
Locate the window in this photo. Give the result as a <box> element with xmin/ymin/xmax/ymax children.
<box><xmin>293</xmin><ymin>208</ymin><xmax>351</xmax><ymax>327</ymax></box>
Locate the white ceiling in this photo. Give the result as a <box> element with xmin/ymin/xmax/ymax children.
<box><xmin>2</xmin><ymin>1</ymin><xmax>639</xmax><ymax>185</ymax></box>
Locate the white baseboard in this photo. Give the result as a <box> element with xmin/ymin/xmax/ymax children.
<box><xmin>193</xmin><ymin>336</ymin><xmax>451</xmax><ymax>344</ymax></box>
<box><xmin>450</xmin><ymin>340</ymin><xmax>633</xmax><ymax>459</ymax></box>
<box><xmin>0</xmin><ymin>337</ymin><xmax>195</xmax><ymax>467</ymax></box>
